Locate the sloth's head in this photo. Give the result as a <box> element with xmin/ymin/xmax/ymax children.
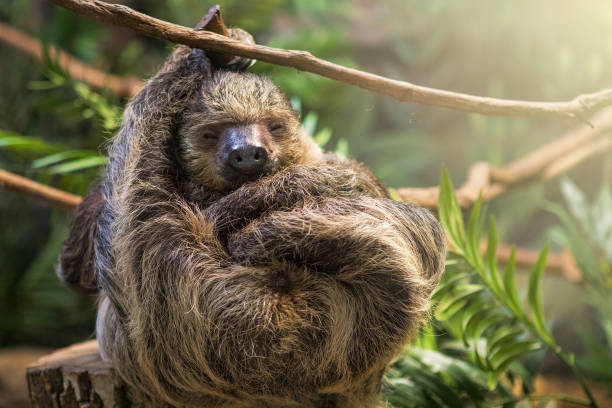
<box><xmin>179</xmin><ymin>71</ymin><xmax>322</xmax><ymax>190</ymax></box>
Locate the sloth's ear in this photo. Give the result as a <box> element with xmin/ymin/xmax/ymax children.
<box><xmin>57</xmin><ymin>183</ymin><xmax>104</xmax><ymax>294</ymax></box>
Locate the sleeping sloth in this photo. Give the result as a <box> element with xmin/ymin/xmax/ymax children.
<box><xmin>58</xmin><ymin>45</ymin><xmax>446</xmax><ymax>407</ymax></box>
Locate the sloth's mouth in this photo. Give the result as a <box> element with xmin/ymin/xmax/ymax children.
<box><xmin>219</xmin><ymin>159</ymin><xmax>278</xmax><ymax>189</ymax></box>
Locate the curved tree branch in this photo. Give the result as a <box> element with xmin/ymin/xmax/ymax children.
<box><xmin>46</xmin><ymin>0</ymin><xmax>612</xmax><ymax>120</ymax></box>
<box><xmin>398</xmin><ymin>108</ymin><xmax>612</xmax><ymax>210</ymax></box>
<box><xmin>0</xmin><ymin>21</ymin><xmax>141</xmax><ymax>98</ymax></box>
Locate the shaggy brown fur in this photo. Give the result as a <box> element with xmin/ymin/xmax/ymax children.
<box><xmin>58</xmin><ymin>45</ymin><xmax>446</xmax><ymax>408</ymax></box>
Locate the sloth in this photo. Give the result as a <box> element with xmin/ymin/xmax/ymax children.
<box><xmin>58</xmin><ymin>44</ymin><xmax>446</xmax><ymax>408</ymax></box>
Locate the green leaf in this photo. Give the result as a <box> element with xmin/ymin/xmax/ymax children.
<box><xmin>435</xmin><ymin>284</ymin><xmax>484</xmax><ymax>321</ymax></box>
<box><xmin>47</xmin><ymin>156</ymin><xmax>108</xmax><ymax>174</ymax></box>
<box><xmin>502</xmin><ymin>247</ymin><xmax>522</xmax><ymax>316</ymax></box>
<box><xmin>0</xmin><ymin>131</ymin><xmax>61</xmax><ymax>154</ymax></box>
<box><xmin>313</xmin><ymin>127</ymin><xmax>332</xmax><ymax>148</ymax></box>
<box><xmin>32</xmin><ymin>150</ymin><xmax>100</xmax><ymax>169</ymax></box>
<box><xmin>470</xmin><ymin>313</ymin><xmax>509</xmax><ymax>341</ymax></box>
<box><xmin>302</xmin><ymin>112</ymin><xmax>318</xmax><ymax>136</ymax></box>
<box><xmin>334</xmin><ymin>138</ymin><xmax>349</xmax><ymax>158</ymax></box>
<box><xmin>438</xmin><ymin>165</ymin><xmax>467</xmax><ymax>253</ymax></box>
<box><xmin>486</xmin><ymin>217</ymin><xmax>504</xmax><ymax>297</ymax></box>
<box><xmin>560</xmin><ymin>178</ymin><xmax>592</xmax><ymax>231</ymax></box>
<box><xmin>431</xmin><ymin>269</ymin><xmax>470</xmax><ymax>300</ymax></box>
<box><xmin>489</xmin><ymin>340</ymin><xmax>541</xmax><ymax>373</ymax></box>
<box><xmin>461</xmin><ymin>301</ymin><xmax>487</xmax><ymax>345</ymax></box>
<box><xmin>528</xmin><ymin>243</ymin><xmax>553</xmax><ymax>344</ymax></box>
<box><xmin>486</xmin><ymin>327</ymin><xmax>523</xmax><ymax>355</ymax></box>
<box><xmin>465</xmin><ymin>193</ymin><xmax>485</xmax><ymax>271</ymax></box>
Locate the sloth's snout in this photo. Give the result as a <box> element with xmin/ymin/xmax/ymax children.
<box><xmin>229</xmin><ymin>144</ymin><xmax>268</xmax><ymax>174</ymax></box>
<box><xmin>221</xmin><ymin>124</ymin><xmax>272</xmax><ymax>180</ymax></box>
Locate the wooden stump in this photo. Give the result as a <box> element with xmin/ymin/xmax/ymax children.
<box><xmin>26</xmin><ymin>340</ymin><xmax>141</xmax><ymax>408</ymax></box>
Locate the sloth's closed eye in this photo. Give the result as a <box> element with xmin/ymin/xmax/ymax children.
<box><xmin>203</xmin><ymin>132</ymin><xmax>218</xmax><ymax>140</ymax></box>
<box><xmin>268</xmin><ymin>123</ymin><xmax>284</xmax><ymax>132</ymax></box>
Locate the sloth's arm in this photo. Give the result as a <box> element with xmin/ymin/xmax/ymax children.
<box><xmin>205</xmin><ymin>160</ymin><xmax>390</xmax><ymax>240</ymax></box>
<box><xmin>60</xmin><ymin>47</ymin><xmax>211</xmax><ymax>294</ymax></box>
<box><xmin>228</xmin><ymin>196</ymin><xmax>446</xmax><ymax>284</ymax></box>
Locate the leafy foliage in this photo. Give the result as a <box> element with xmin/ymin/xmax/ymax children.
<box><xmin>384</xmin><ymin>167</ymin><xmax>600</xmax><ymax>408</ymax></box>
<box><xmin>385</xmin><ymin>348</ymin><xmax>510</xmax><ymax>408</ymax></box>
<box><xmin>547</xmin><ymin>179</ymin><xmax>612</xmax><ymax>381</ymax></box>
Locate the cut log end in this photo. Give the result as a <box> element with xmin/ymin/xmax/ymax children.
<box><xmin>26</xmin><ymin>340</ymin><xmax>140</xmax><ymax>408</ymax></box>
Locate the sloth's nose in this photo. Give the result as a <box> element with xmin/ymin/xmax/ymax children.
<box><xmin>228</xmin><ymin>145</ymin><xmax>268</xmax><ymax>174</ymax></box>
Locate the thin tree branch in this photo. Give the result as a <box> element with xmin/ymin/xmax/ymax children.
<box><xmin>0</xmin><ymin>21</ymin><xmax>142</xmax><ymax>98</ymax></box>
<box><xmin>398</xmin><ymin>108</ymin><xmax>612</xmax><ymax>210</ymax></box>
<box><xmin>46</xmin><ymin>0</ymin><xmax>612</xmax><ymax>120</ymax></box>
<box><xmin>0</xmin><ymin>168</ymin><xmax>82</xmax><ymax>210</ymax></box>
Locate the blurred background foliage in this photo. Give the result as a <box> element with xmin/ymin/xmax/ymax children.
<box><xmin>0</xmin><ymin>0</ymin><xmax>611</xmax><ymax>404</ymax></box>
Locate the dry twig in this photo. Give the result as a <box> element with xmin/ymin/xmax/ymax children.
<box><xmin>46</xmin><ymin>0</ymin><xmax>612</xmax><ymax>120</ymax></box>
<box><xmin>0</xmin><ymin>21</ymin><xmax>141</xmax><ymax>98</ymax></box>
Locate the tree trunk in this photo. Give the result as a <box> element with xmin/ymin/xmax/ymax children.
<box><xmin>26</xmin><ymin>340</ymin><xmax>142</xmax><ymax>408</ymax></box>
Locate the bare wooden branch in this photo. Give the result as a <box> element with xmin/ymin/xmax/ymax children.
<box><xmin>0</xmin><ymin>168</ymin><xmax>82</xmax><ymax>210</ymax></box>
<box><xmin>398</xmin><ymin>108</ymin><xmax>612</xmax><ymax>210</ymax></box>
<box><xmin>0</xmin><ymin>21</ymin><xmax>142</xmax><ymax>98</ymax></box>
<box><xmin>46</xmin><ymin>0</ymin><xmax>612</xmax><ymax>119</ymax></box>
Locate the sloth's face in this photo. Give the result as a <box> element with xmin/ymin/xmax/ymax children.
<box><xmin>179</xmin><ymin>71</ymin><xmax>321</xmax><ymax>191</ymax></box>
<box><xmin>185</xmin><ymin>118</ymin><xmax>292</xmax><ymax>189</ymax></box>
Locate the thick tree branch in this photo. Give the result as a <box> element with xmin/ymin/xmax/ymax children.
<box><xmin>46</xmin><ymin>0</ymin><xmax>612</xmax><ymax>119</ymax></box>
<box><xmin>0</xmin><ymin>21</ymin><xmax>142</xmax><ymax>98</ymax></box>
